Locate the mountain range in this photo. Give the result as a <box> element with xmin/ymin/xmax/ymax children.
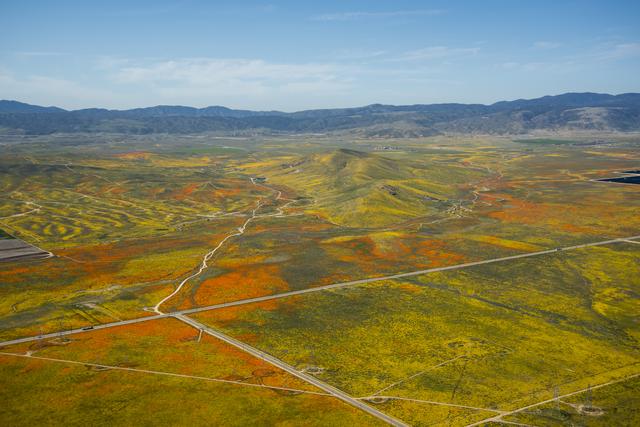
<box><xmin>1</xmin><ymin>92</ymin><xmax>639</xmax><ymax>136</ymax></box>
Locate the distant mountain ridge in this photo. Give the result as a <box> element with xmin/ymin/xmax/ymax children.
<box><xmin>1</xmin><ymin>92</ymin><xmax>639</xmax><ymax>135</ymax></box>
<box><xmin>0</xmin><ymin>100</ymin><xmax>66</xmax><ymax>114</ymax></box>
<box><xmin>0</xmin><ymin>101</ymin><xmax>286</xmax><ymax>118</ymax></box>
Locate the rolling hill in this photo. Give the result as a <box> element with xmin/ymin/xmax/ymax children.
<box><xmin>241</xmin><ymin>148</ymin><xmax>483</xmax><ymax>227</ymax></box>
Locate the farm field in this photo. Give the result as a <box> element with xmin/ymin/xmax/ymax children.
<box><xmin>1</xmin><ymin>133</ymin><xmax>639</xmax><ymax>425</ymax></box>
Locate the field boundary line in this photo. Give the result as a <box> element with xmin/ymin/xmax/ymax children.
<box><xmin>371</xmin><ymin>355</ymin><xmax>465</xmax><ymax>396</ymax></box>
<box><xmin>175</xmin><ymin>233</ymin><xmax>640</xmax><ymax>316</ymax></box>
<box><xmin>357</xmin><ymin>395</ymin><xmax>505</xmax><ymax>414</ymax></box>
<box><xmin>464</xmin><ymin>372</ymin><xmax>640</xmax><ymax>426</ymax></box>
<box><xmin>1</xmin><ymin>233</ymin><xmax>638</xmax><ymax>348</ymax></box>
<box><xmin>0</xmin><ymin>351</ymin><xmax>331</xmax><ymax>396</ymax></box>
<box><xmin>172</xmin><ymin>314</ymin><xmax>409</xmax><ymax>427</ymax></box>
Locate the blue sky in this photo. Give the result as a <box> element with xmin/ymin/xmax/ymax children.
<box><xmin>1</xmin><ymin>0</ymin><xmax>639</xmax><ymax>110</ymax></box>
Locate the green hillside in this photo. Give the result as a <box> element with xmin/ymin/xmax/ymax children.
<box><xmin>249</xmin><ymin>148</ymin><xmax>482</xmax><ymax>227</ymax></box>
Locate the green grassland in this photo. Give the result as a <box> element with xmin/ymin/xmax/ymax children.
<box><xmin>0</xmin><ymin>156</ymin><xmax>263</xmax><ymax>247</ymax></box>
<box><xmin>0</xmin><ymin>317</ymin><xmax>383</xmax><ymax>425</ymax></box>
<box><xmin>193</xmin><ymin>242</ymin><xmax>640</xmax><ymax>426</ymax></box>
<box><xmin>1</xmin><ymin>133</ymin><xmax>639</xmax><ymax>425</ymax></box>
<box><xmin>504</xmin><ymin>375</ymin><xmax>640</xmax><ymax>426</ymax></box>
<box><xmin>238</xmin><ymin>147</ymin><xmax>484</xmax><ymax>228</ymax></box>
<box><xmin>0</xmin><ymin>218</ymin><xmax>248</xmax><ymax>340</ymax></box>
<box><xmin>164</xmin><ymin>136</ymin><xmax>640</xmax><ymax>310</ymax></box>
<box><xmin>513</xmin><ymin>138</ymin><xmax>579</xmax><ymax>145</ymax></box>
<box><xmin>0</xmin><ymin>355</ymin><xmax>380</xmax><ymax>426</ymax></box>
<box><xmin>1</xmin><ymin>134</ymin><xmax>639</xmax><ymax>332</ymax></box>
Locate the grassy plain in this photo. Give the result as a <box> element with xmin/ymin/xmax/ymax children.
<box><xmin>0</xmin><ymin>357</ymin><xmax>381</xmax><ymax>426</ymax></box>
<box><xmin>193</xmin><ymin>243</ymin><xmax>640</xmax><ymax>425</ymax></box>
<box><xmin>1</xmin><ymin>132</ymin><xmax>639</xmax><ymax>424</ymax></box>
<box><xmin>1</xmin><ymin>317</ymin><xmax>317</xmax><ymax>390</ymax></box>
<box><xmin>503</xmin><ymin>375</ymin><xmax>640</xmax><ymax>426</ymax></box>
<box><xmin>0</xmin><ymin>317</ymin><xmax>385</xmax><ymax>425</ymax></box>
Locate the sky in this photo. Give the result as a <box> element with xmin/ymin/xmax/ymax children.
<box><xmin>1</xmin><ymin>0</ymin><xmax>639</xmax><ymax>111</ymax></box>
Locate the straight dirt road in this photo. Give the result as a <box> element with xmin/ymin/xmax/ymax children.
<box><xmin>464</xmin><ymin>372</ymin><xmax>640</xmax><ymax>426</ymax></box>
<box><xmin>172</xmin><ymin>314</ymin><xmax>409</xmax><ymax>427</ymax></box>
<box><xmin>0</xmin><ymin>351</ymin><xmax>329</xmax><ymax>396</ymax></box>
<box><xmin>1</xmin><ymin>234</ymin><xmax>638</xmax><ymax>348</ymax></box>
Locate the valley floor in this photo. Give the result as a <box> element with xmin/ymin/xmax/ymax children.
<box><xmin>0</xmin><ymin>133</ymin><xmax>639</xmax><ymax>426</ymax></box>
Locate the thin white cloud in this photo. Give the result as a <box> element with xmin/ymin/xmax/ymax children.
<box><xmin>503</xmin><ymin>40</ymin><xmax>640</xmax><ymax>71</ymax></box>
<box><xmin>15</xmin><ymin>51</ymin><xmax>70</xmax><ymax>57</ymax></box>
<box><xmin>101</xmin><ymin>57</ymin><xmax>357</xmax><ymax>108</ymax></box>
<box><xmin>8</xmin><ymin>36</ymin><xmax>636</xmax><ymax>111</ymax></box>
<box><xmin>112</xmin><ymin>58</ymin><xmax>346</xmax><ymax>87</ymax></box>
<box><xmin>330</xmin><ymin>49</ymin><xmax>388</xmax><ymax>61</ymax></box>
<box><xmin>594</xmin><ymin>42</ymin><xmax>640</xmax><ymax>60</ymax></box>
<box><xmin>501</xmin><ymin>62</ymin><xmax>519</xmax><ymax>69</ymax></box>
<box><xmin>392</xmin><ymin>46</ymin><xmax>480</xmax><ymax>62</ymax></box>
<box><xmin>0</xmin><ymin>70</ymin><xmax>113</xmax><ymax>108</ymax></box>
<box><xmin>497</xmin><ymin>60</ymin><xmax>578</xmax><ymax>73</ymax></box>
<box><xmin>532</xmin><ymin>41</ymin><xmax>562</xmax><ymax>49</ymax></box>
<box><xmin>313</xmin><ymin>9</ymin><xmax>444</xmax><ymax>21</ymax></box>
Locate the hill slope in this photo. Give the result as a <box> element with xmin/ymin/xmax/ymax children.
<box><xmin>242</xmin><ymin>148</ymin><xmax>483</xmax><ymax>227</ymax></box>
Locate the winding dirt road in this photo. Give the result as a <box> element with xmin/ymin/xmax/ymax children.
<box><xmin>153</xmin><ymin>198</ymin><xmax>264</xmax><ymax>314</ymax></box>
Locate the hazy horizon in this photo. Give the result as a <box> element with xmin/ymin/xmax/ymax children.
<box><xmin>4</xmin><ymin>91</ymin><xmax>640</xmax><ymax>113</ymax></box>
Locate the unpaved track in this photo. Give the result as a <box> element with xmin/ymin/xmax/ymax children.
<box><xmin>175</xmin><ymin>234</ymin><xmax>640</xmax><ymax>316</ymax></box>
<box><xmin>464</xmin><ymin>372</ymin><xmax>640</xmax><ymax>426</ymax></box>
<box><xmin>0</xmin><ymin>207</ymin><xmax>40</xmax><ymax>220</ymax></box>
<box><xmin>371</xmin><ymin>355</ymin><xmax>465</xmax><ymax>396</ymax></box>
<box><xmin>173</xmin><ymin>314</ymin><xmax>409</xmax><ymax>427</ymax></box>
<box><xmin>2</xmin><ymin>231</ymin><xmax>639</xmax><ymax>425</ymax></box>
<box><xmin>0</xmin><ymin>314</ymin><xmax>169</xmax><ymax>347</ymax></box>
<box><xmin>153</xmin><ymin>199</ymin><xmax>264</xmax><ymax>314</ymax></box>
<box><xmin>357</xmin><ymin>395</ymin><xmax>505</xmax><ymax>414</ymax></box>
<box><xmin>0</xmin><ymin>351</ymin><xmax>329</xmax><ymax>396</ymax></box>
<box><xmin>1</xmin><ymin>234</ymin><xmax>639</xmax><ymax>348</ymax></box>
<box><xmin>153</xmin><ymin>178</ymin><xmax>295</xmax><ymax>314</ymax></box>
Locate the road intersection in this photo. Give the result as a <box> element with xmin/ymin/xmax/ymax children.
<box><xmin>2</xmin><ymin>233</ymin><xmax>638</xmax><ymax>348</ymax></box>
<box><xmin>2</xmin><ymin>233</ymin><xmax>638</xmax><ymax>426</ymax></box>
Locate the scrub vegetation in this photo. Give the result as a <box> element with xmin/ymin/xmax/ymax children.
<box><xmin>1</xmin><ymin>132</ymin><xmax>639</xmax><ymax>425</ymax></box>
<box><xmin>194</xmin><ymin>243</ymin><xmax>640</xmax><ymax>426</ymax></box>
